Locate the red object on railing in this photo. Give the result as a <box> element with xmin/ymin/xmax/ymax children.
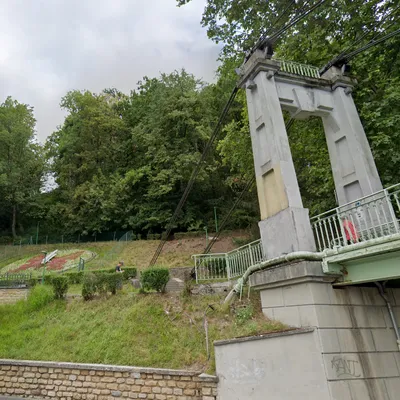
<box><xmin>343</xmin><ymin>219</ymin><xmax>359</xmax><ymax>243</ymax></box>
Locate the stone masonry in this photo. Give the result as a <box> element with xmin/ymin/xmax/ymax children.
<box><xmin>251</xmin><ymin>261</ymin><xmax>400</xmax><ymax>400</ymax></box>
<box><xmin>0</xmin><ymin>288</ymin><xmax>29</xmax><ymax>304</ymax></box>
<box><xmin>0</xmin><ymin>360</ymin><xmax>217</xmax><ymax>400</ymax></box>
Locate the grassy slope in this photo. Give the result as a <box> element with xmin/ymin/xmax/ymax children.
<box><xmin>0</xmin><ymin>286</ymin><xmax>284</xmax><ymax>372</ymax></box>
<box><xmin>0</xmin><ymin>234</ymin><xmax>249</xmax><ymax>273</ymax></box>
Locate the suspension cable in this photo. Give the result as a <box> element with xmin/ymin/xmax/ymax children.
<box><xmin>340</xmin><ymin>28</ymin><xmax>400</xmax><ymax>62</ymax></box>
<box><xmin>320</xmin><ymin>5</ymin><xmax>400</xmax><ymax>75</ymax></box>
<box><xmin>148</xmin><ymin>86</ymin><xmax>239</xmax><ymax>266</ymax></box>
<box><xmin>247</xmin><ymin>0</ymin><xmax>327</xmax><ymax>61</ymax></box>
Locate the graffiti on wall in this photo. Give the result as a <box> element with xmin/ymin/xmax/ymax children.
<box><xmin>331</xmin><ymin>356</ymin><xmax>361</xmax><ymax>378</ymax></box>
<box><xmin>227</xmin><ymin>358</ymin><xmax>266</xmax><ymax>384</ymax></box>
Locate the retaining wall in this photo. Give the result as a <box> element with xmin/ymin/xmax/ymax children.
<box><xmin>0</xmin><ymin>287</ymin><xmax>29</xmax><ymax>304</ymax></box>
<box><xmin>0</xmin><ymin>359</ymin><xmax>217</xmax><ymax>400</ymax></box>
<box><xmin>251</xmin><ymin>261</ymin><xmax>400</xmax><ymax>400</ymax></box>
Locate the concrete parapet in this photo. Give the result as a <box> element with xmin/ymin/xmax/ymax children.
<box><xmin>250</xmin><ymin>260</ymin><xmax>400</xmax><ymax>400</ymax></box>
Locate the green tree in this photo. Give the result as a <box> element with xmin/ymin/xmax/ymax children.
<box><xmin>180</xmin><ymin>0</ymin><xmax>400</xmax><ymax>214</ymax></box>
<box><xmin>0</xmin><ymin>97</ymin><xmax>45</xmax><ymax>238</ymax></box>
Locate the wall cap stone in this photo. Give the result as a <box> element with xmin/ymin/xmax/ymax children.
<box><xmin>214</xmin><ymin>327</ymin><xmax>314</xmax><ymax>347</ymax></box>
<box><xmin>198</xmin><ymin>373</ymin><xmax>219</xmax><ymax>383</ymax></box>
<box><xmin>0</xmin><ymin>286</ymin><xmax>29</xmax><ymax>290</ymax></box>
<box><xmin>0</xmin><ymin>359</ymin><xmax>210</xmax><ymax>378</ymax></box>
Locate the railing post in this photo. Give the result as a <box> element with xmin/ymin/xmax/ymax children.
<box><xmin>384</xmin><ymin>188</ymin><xmax>399</xmax><ymax>233</ymax></box>
<box><xmin>226</xmin><ymin>254</ymin><xmax>231</xmax><ymax>281</ymax></box>
<box><xmin>249</xmin><ymin>244</ymin><xmax>255</xmax><ymax>267</ymax></box>
<box><xmin>194</xmin><ymin>256</ymin><xmax>198</xmax><ymax>284</ymax></box>
<box><xmin>337</xmin><ymin>208</ymin><xmax>347</xmax><ymax>247</ymax></box>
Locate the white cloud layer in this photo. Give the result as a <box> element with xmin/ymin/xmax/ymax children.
<box><xmin>0</xmin><ymin>0</ymin><xmax>220</xmax><ymax>142</ymax></box>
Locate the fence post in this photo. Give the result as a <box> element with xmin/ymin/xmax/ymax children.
<box><xmin>249</xmin><ymin>244</ymin><xmax>255</xmax><ymax>267</ymax></box>
<box><xmin>226</xmin><ymin>254</ymin><xmax>231</xmax><ymax>281</ymax></box>
<box><xmin>194</xmin><ymin>256</ymin><xmax>198</xmax><ymax>284</ymax></box>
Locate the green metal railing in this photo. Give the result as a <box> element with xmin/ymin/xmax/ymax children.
<box><xmin>192</xmin><ymin>239</ymin><xmax>264</xmax><ymax>282</ymax></box>
<box><xmin>280</xmin><ymin>60</ymin><xmax>320</xmax><ymax>79</ymax></box>
<box><xmin>0</xmin><ymin>272</ymin><xmax>32</xmax><ymax>287</ymax></box>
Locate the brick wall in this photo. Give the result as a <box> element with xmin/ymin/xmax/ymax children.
<box><xmin>0</xmin><ymin>360</ymin><xmax>218</xmax><ymax>400</ymax></box>
<box><xmin>0</xmin><ymin>288</ymin><xmax>29</xmax><ymax>304</ymax></box>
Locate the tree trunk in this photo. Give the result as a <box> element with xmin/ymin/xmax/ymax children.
<box><xmin>11</xmin><ymin>205</ymin><xmax>17</xmax><ymax>238</ymax></box>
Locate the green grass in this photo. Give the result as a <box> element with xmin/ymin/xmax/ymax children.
<box><xmin>0</xmin><ymin>233</ymin><xmax>250</xmax><ymax>275</ymax></box>
<box><xmin>0</xmin><ymin>285</ymin><xmax>285</xmax><ymax>372</ymax></box>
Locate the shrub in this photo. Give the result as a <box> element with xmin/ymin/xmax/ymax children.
<box><xmin>235</xmin><ymin>305</ymin><xmax>254</xmax><ymax>325</ymax></box>
<box><xmin>50</xmin><ymin>276</ymin><xmax>69</xmax><ymax>299</ymax></box>
<box><xmin>140</xmin><ymin>267</ymin><xmax>170</xmax><ymax>293</ymax></box>
<box><xmin>104</xmin><ymin>274</ymin><xmax>123</xmax><ymax>295</ymax></box>
<box><xmin>82</xmin><ymin>273</ymin><xmax>97</xmax><ymax>301</ymax></box>
<box><xmin>27</xmin><ymin>277</ymin><xmax>40</xmax><ymax>287</ymax></box>
<box><xmin>43</xmin><ymin>275</ymin><xmax>53</xmax><ymax>285</ymax></box>
<box><xmin>66</xmin><ymin>271</ymin><xmax>84</xmax><ymax>284</ymax></box>
<box><xmin>82</xmin><ymin>273</ymin><xmax>123</xmax><ymax>300</ymax></box>
<box><xmin>26</xmin><ymin>285</ymin><xmax>54</xmax><ymax>311</ymax></box>
<box><xmin>122</xmin><ymin>267</ymin><xmax>137</xmax><ymax>280</ymax></box>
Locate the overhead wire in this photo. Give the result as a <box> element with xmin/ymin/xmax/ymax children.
<box><xmin>148</xmin><ymin>86</ymin><xmax>239</xmax><ymax>266</ymax></box>
<box><xmin>247</xmin><ymin>0</ymin><xmax>327</xmax><ymax>61</ymax></box>
<box><xmin>149</xmin><ymin>0</ymin><xmax>328</xmax><ymax>266</ymax></box>
<box><xmin>319</xmin><ymin>4</ymin><xmax>400</xmax><ymax>74</ymax></box>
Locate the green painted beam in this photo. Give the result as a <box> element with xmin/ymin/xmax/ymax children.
<box><xmin>322</xmin><ymin>239</ymin><xmax>400</xmax><ymax>286</ymax></box>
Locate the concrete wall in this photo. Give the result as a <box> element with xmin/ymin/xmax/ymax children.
<box><xmin>252</xmin><ymin>261</ymin><xmax>400</xmax><ymax>400</ymax></box>
<box><xmin>0</xmin><ymin>287</ymin><xmax>29</xmax><ymax>304</ymax></box>
<box><xmin>214</xmin><ymin>328</ymin><xmax>331</xmax><ymax>400</ymax></box>
<box><xmin>0</xmin><ymin>359</ymin><xmax>218</xmax><ymax>400</ymax></box>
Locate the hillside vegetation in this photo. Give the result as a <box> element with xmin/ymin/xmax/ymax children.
<box><xmin>0</xmin><ymin>285</ymin><xmax>284</xmax><ymax>372</ymax></box>
<box><xmin>0</xmin><ymin>234</ymin><xmax>249</xmax><ymax>273</ymax></box>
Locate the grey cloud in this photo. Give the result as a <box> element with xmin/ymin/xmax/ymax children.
<box><xmin>0</xmin><ymin>0</ymin><xmax>220</xmax><ymax>143</ymax></box>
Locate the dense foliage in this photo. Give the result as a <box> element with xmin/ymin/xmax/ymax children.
<box><xmin>50</xmin><ymin>276</ymin><xmax>69</xmax><ymax>299</ymax></box>
<box><xmin>1</xmin><ymin>0</ymin><xmax>399</xmax><ymax>238</ymax></box>
<box><xmin>0</xmin><ymin>98</ymin><xmax>45</xmax><ymax>238</ymax></box>
<box><xmin>179</xmin><ymin>0</ymin><xmax>400</xmax><ymax>214</ymax></box>
<box><xmin>81</xmin><ymin>272</ymin><xmax>123</xmax><ymax>300</ymax></box>
<box><xmin>140</xmin><ymin>267</ymin><xmax>170</xmax><ymax>293</ymax></box>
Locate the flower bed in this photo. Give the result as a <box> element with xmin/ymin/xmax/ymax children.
<box><xmin>3</xmin><ymin>250</ymin><xmax>90</xmax><ymax>273</ymax></box>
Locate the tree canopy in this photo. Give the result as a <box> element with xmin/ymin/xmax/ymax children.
<box><xmin>1</xmin><ymin>0</ymin><xmax>399</xmax><ymax>240</ymax></box>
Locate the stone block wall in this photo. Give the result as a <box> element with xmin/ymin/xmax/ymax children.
<box><xmin>0</xmin><ymin>287</ymin><xmax>29</xmax><ymax>304</ymax></box>
<box><xmin>252</xmin><ymin>261</ymin><xmax>400</xmax><ymax>400</ymax></box>
<box><xmin>0</xmin><ymin>360</ymin><xmax>217</xmax><ymax>400</ymax></box>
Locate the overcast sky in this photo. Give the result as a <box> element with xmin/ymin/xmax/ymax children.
<box><xmin>0</xmin><ymin>0</ymin><xmax>220</xmax><ymax>143</ymax></box>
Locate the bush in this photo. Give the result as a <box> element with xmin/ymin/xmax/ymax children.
<box><xmin>50</xmin><ymin>276</ymin><xmax>69</xmax><ymax>299</ymax></box>
<box><xmin>140</xmin><ymin>267</ymin><xmax>170</xmax><ymax>293</ymax></box>
<box><xmin>104</xmin><ymin>274</ymin><xmax>123</xmax><ymax>295</ymax></box>
<box><xmin>82</xmin><ymin>273</ymin><xmax>123</xmax><ymax>300</ymax></box>
<box><xmin>26</xmin><ymin>285</ymin><xmax>54</xmax><ymax>311</ymax></box>
<box><xmin>43</xmin><ymin>275</ymin><xmax>53</xmax><ymax>285</ymax></box>
<box><xmin>82</xmin><ymin>273</ymin><xmax>97</xmax><ymax>301</ymax></box>
<box><xmin>235</xmin><ymin>305</ymin><xmax>254</xmax><ymax>325</ymax></box>
<box><xmin>66</xmin><ymin>271</ymin><xmax>84</xmax><ymax>284</ymax></box>
<box><xmin>122</xmin><ymin>267</ymin><xmax>137</xmax><ymax>280</ymax></box>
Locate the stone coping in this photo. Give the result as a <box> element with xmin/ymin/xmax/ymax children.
<box><xmin>0</xmin><ymin>359</ymin><xmax>217</xmax><ymax>381</ymax></box>
<box><xmin>214</xmin><ymin>327</ymin><xmax>314</xmax><ymax>346</ymax></box>
<box><xmin>0</xmin><ymin>286</ymin><xmax>28</xmax><ymax>290</ymax></box>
